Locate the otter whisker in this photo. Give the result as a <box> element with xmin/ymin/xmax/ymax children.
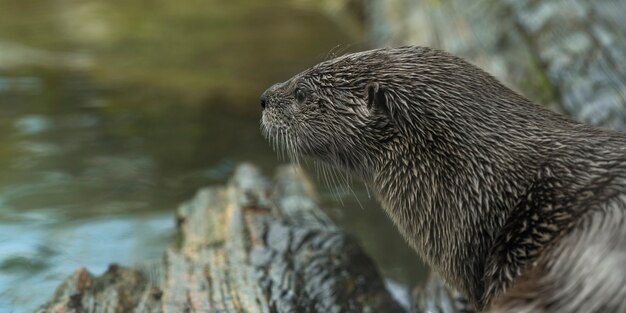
<box><xmin>324</xmin><ymin>162</ymin><xmax>343</xmax><ymax>206</ymax></box>
<box><xmin>316</xmin><ymin>161</ymin><xmax>344</xmax><ymax>205</ymax></box>
<box><xmin>276</xmin><ymin>129</ymin><xmax>282</xmax><ymax>161</ymax></box>
<box><xmin>330</xmin><ymin>161</ymin><xmax>365</xmax><ymax>210</ymax></box>
<box><xmin>279</xmin><ymin>129</ymin><xmax>286</xmax><ymax>161</ymax></box>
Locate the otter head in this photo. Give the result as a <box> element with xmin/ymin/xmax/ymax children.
<box><xmin>260</xmin><ymin>49</ymin><xmax>402</xmax><ymax>179</ymax></box>
<box><xmin>260</xmin><ymin>46</ymin><xmax>531</xmax><ymax>181</ymax></box>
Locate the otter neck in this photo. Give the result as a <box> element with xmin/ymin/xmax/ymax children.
<box><xmin>371</xmin><ymin>110</ymin><xmax>549</xmax><ymax>304</ymax></box>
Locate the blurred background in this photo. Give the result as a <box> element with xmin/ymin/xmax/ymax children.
<box><xmin>0</xmin><ymin>1</ymin><xmax>414</xmax><ymax>311</ymax></box>
<box><xmin>1</xmin><ymin>0</ymin><xmax>625</xmax><ymax>312</ymax></box>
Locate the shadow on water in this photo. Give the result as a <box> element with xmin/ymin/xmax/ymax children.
<box><xmin>0</xmin><ymin>1</ymin><xmax>425</xmax><ymax>311</ymax></box>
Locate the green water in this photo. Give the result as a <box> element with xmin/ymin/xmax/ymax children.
<box><xmin>0</xmin><ymin>1</ymin><xmax>425</xmax><ymax>311</ymax></box>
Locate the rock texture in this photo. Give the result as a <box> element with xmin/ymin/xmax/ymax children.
<box><xmin>508</xmin><ymin>0</ymin><xmax>626</xmax><ymax>130</ymax></box>
<box><xmin>365</xmin><ymin>0</ymin><xmax>626</xmax><ymax>130</ymax></box>
<box><xmin>35</xmin><ymin>164</ymin><xmax>407</xmax><ymax>313</ymax></box>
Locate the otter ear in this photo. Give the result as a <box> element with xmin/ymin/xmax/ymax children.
<box><xmin>365</xmin><ymin>82</ymin><xmax>391</xmax><ymax>117</ymax></box>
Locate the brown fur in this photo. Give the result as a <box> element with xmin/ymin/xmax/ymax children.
<box><xmin>260</xmin><ymin>46</ymin><xmax>626</xmax><ymax>312</ymax></box>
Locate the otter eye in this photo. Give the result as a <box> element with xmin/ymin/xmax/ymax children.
<box><xmin>295</xmin><ymin>88</ymin><xmax>306</xmax><ymax>104</ymax></box>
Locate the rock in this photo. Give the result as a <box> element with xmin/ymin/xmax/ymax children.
<box><xmin>35</xmin><ymin>164</ymin><xmax>406</xmax><ymax>313</ymax></box>
<box><xmin>364</xmin><ymin>0</ymin><xmax>626</xmax><ymax>130</ymax></box>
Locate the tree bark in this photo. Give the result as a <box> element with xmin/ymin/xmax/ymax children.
<box><xmin>35</xmin><ymin>164</ymin><xmax>407</xmax><ymax>313</ymax></box>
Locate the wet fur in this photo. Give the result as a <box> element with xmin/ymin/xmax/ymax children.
<box><xmin>260</xmin><ymin>46</ymin><xmax>626</xmax><ymax>312</ymax></box>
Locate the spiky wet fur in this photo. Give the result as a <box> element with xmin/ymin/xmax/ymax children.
<box><xmin>260</xmin><ymin>46</ymin><xmax>626</xmax><ymax>312</ymax></box>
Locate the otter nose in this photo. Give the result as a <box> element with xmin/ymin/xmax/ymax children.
<box><xmin>260</xmin><ymin>83</ymin><xmax>283</xmax><ymax>110</ymax></box>
<box><xmin>260</xmin><ymin>93</ymin><xmax>267</xmax><ymax>110</ymax></box>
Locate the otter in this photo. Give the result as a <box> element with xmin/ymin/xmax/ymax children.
<box><xmin>259</xmin><ymin>46</ymin><xmax>626</xmax><ymax>312</ymax></box>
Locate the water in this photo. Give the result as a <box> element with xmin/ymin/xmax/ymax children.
<box><xmin>0</xmin><ymin>1</ymin><xmax>426</xmax><ymax>311</ymax></box>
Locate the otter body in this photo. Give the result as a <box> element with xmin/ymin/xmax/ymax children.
<box><xmin>260</xmin><ymin>46</ymin><xmax>626</xmax><ymax>312</ymax></box>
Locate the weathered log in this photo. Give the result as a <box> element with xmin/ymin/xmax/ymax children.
<box><xmin>35</xmin><ymin>164</ymin><xmax>407</xmax><ymax>313</ymax></box>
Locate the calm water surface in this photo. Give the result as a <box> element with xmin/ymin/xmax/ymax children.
<box><xmin>0</xmin><ymin>1</ymin><xmax>426</xmax><ymax>311</ymax></box>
